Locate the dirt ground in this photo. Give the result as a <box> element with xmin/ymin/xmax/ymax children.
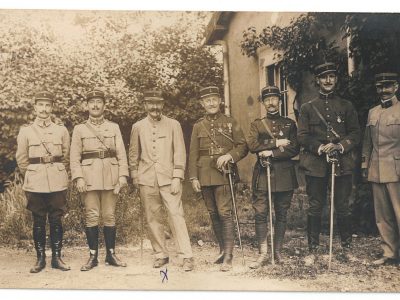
<box><xmin>0</xmin><ymin>233</ymin><xmax>399</xmax><ymax>292</ymax></box>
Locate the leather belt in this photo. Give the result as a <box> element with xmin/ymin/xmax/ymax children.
<box><xmin>29</xmin><ymin>156</ymin><xmax>63</xmax><ymax>164</ymax></box>
<box><xmin>199</xmin><ymin>148</ymin><xmax>227</xmax><ymax>157</ymax></box>
<box><xmin>81</xmin><ymin>150</ymin><xmax>116</xmax><ymax>160</ymax></box>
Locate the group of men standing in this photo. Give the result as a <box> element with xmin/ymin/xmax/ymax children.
<box><xmin>15</xmin><ymin>61</ymin><xmax>400</xmax><ymax>274</ymax></box>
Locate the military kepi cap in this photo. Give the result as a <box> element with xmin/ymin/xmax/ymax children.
<box><xmin>199</xmin><ymin>86</ymin><xmax>220</xmax><ymax>99</ymax></box>
<box><xmin>34</xmin><ymin>91</ymin><xmax>54</xmax><ymax>103</ymax></box>
<box><xmin>314</xmin><ymin>62</ymin><xmax>337</xmax><ymax>77</ymax></box>
<box><xmin>261</xmin><ymin>85</ymin><xmax>280</xmax><ymax>101</ymax></box>
<box><xmin>86</xmin><ymin>89</ymin><xmax>105</xmax><ymax>101</ymax></box>
<box><xmin>143</xmin><ymin>89</ymin><xmax>164</xmax><ymax>101</ymax></box>
<box><xmin>375</xmin><ymin>72</ymin><xmax>398</xmax><ymax>84</ymax></box>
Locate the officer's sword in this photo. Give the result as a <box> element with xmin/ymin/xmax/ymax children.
<box><xmin>265</xmin><ymin>157</ymin><xmax>275</xmax><ymax>265</ymax></box>
<box><xmin>327</xmin><ymin>153</ymin><xmax>338</xmax><ymax>271</ymax></box>
<box><xmin>226</xmin><ymin>162</ymin><xmax>245</xmax><ymax>265</ymax></box>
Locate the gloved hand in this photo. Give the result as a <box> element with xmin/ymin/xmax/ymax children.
<box><xmin>76</xmin><ymin>177</ymin><xmax>87</xmax><ymax>193</ymax></box>
<box><xmin>216</xmin><ymin>154</ymin><xmax>233</xmax><ymax>170</ymax></box>
<box><xmin>259</xmin><ymin>150</ymin><xmax>273</xmax><ymax>157</ymax></box>
<box><xmin>191</xmin><ymin>179</ymin><xmax>202</xmax><ymax>193</ymax></box>
<box><xmin>276</xmin><ymin>139</ymin><xmax>290</xmax><ymax>147</ymax></box>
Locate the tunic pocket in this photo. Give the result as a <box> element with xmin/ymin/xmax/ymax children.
<box><xmin>81</xmin><ymin>159</ymin><xmax>94</xmax><ymax>186</ymax></box>
<box><xmin>394</xmin><ymin>153</ymin><xmax>400</xmax><ymax>177</ymax></box>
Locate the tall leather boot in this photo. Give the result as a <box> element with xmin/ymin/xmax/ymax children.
<box><xmin>209</xmin><ymin>213</ymin><xmax>224</xmax><ymax>264</ymax></box>
<box><xmin>30</xmin><ymin>220</ymin><xmax>46</xmax><ymax>273</ymax></box>
<box><xmin>307</xmin><ymin>215</ymin><xmax>321</xmax><ymax>252</ymax></box>
<box><xmin>50</xmin><ymin>221</ymin><xmax>71</xmax><ymax>271</ymax></box>
<box><xmin>104</xmin><ymin>226</ymin><xmax>127</xmax><ymax>267</ymax></box>
<box><xmin>274</xmin><ymin>221</ymin><xmax>286</xmax><ymax>263</ymax></box>
<box><xmin>220</xmin><ymin>217</ymin><xmax>234</xmax><ymax>272</ymax></box>
<box><xmin>81</xmin><ymin>226</ymin><xmax>99</xmax><ymax>271</ymax></box>
<box><xmin>249</xmin><ymin>222</ymin><xmax>268</xmax><ymax>269</ymax></box>
<box><xmin>304</xmin><ymin>215</ymin><xmax>321</xmax><ymax>266</ymax></box>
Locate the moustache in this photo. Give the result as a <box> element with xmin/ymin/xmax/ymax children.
<box><xmin>149</xmin><ymin>108</ymin><xmax>161</xmax><ymax>113</ymax></box>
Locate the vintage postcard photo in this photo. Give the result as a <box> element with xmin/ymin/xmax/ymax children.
<box><xmin>0</xmin><ymin>1</ymin><xmax>399</xmax><ymax>296</ymax></box>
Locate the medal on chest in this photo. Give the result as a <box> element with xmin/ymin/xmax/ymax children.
<box><xmin>279</xmin><ymin>130</ymin><xmax>284</xmax><ymax>136</ymax></box>
<box><xmin>337</xmin><ymin>115</ymin><xmax>342</xmax><ymax>123</ymax></box>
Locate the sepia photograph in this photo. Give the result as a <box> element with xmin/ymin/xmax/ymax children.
<box><xmin>0</xmin><ymin>0</ymin><xmax>399</xmax><ymax>297</ymax></box>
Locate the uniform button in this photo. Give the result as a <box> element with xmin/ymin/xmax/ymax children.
<box><xmin>152</xmin><ymin>132</ymin><xmax>155</xmax><ymax>135</ymax></box>
<box><xmin>326</xmin><ymin>108</ymin><xmax>329</xmax><ymax>111</ymax></box>
<box><xmin>327</xmin><ymin>115</ymin><xmax>330</xmax><ymax>118</ymax></box>
<box><xmin>153</xmin><ymin>139</ymin><xmax>156</xmax><ymax>142</ymax></box>
<box><xmin>272</xmin><ymin>121</ymin><xmax>275</xmax><ymax>124</ymax></box>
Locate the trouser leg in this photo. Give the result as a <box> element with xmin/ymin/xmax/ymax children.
<box><xmin>249</xmin><ymin>189</ymin><xmax>268</xmax><ymax>269</ymax></box>
<box><xmin>334</xmin><ymin>175</ymin><xmax>353</xmax><ymax>248</ymax></box>
<box><xmin>140</xmin><ymin>184</ymin><xmax>168</xmax><ymax>259</ymax></box>
<box><xmin>305</xmin><ymin>175</ymin><xmax>327</xmax><ymax>251</ymax></box>
<box><xmin>160</xmin><ymin>184</ymin><xmax>193</xmax><ymax>259</ymax></box>
<box><xmin>372</xmin><ymin>182</ymin><xmax>400</xmax><ymax>259</ymax></box>
<box><xmin>202</xmin><ymin>186</ymin><xmax>224</xmax><ymax>263</ymax></box>
<box><xmin>273</xmin><ymin>191</ymin><xmax>293</xmax><ymax>262</ymax></box>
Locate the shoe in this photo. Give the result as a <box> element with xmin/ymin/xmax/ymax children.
<box><xmin>372</xmin><ymin>257</ymin><xmax>397</xmax><ymax>266</ymax></box>
<box><xmin>249</xmin><ymin>242</ymin><xmax>268</xmax><ymax>269</ymax></box>
<box><xmin>214</xmin><ymin>252</ymin><xmax>224</xmax><ymax>264</ymax></box>
<box><xmin>104</xmin><ymin>226</ymin><xmax>127</xmax><ymax>267</ymax></box>
<box><xmin>81</xmin><ymin>252</ymin><xmax>99</xmax><ymax>271</ymax></box>
<box><xmin>153</xmin><ymin>257</ymin><xmax>169</xmax><ymax>268</ymax></box>
<box><xmin>182</xmin><ymin>258</ymin><xmax>194</xmax><ymax>272</ymax></box>
<box><xmin>220</xmin><ymin>254</ymin><xmax>233</xmax><ymax>272</ymax></box>
<box><xmin>81</xmin><ymin>226</ymin><xmax>99</xmax><ymax>271</ymax></box>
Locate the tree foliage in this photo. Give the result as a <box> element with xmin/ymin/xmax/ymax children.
<box><xmin>0</xmin><ymin>11</ymin><xmax>222</xmax><ymax>184</ymax></box>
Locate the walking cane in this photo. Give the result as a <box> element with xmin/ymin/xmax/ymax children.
<box><xmin>265</xmin><ymin>157</ymin><xmax>275</xmax><ymax>265</ymax></box>
<box><xmin>133</xmin><ymin>187</ymin><xmax>143</xmax><ymax>264</ymax></box>
<box><xmin>226</xmin><ymin>162</ymin><xmax>245</xmax><ymax>265</ymax></box>
<box><xmin>327</xmin><ymin>153</ymin><xmax>338</xmax><ymax>271</ymax></box>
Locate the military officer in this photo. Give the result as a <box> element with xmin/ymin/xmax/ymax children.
<box><xmin>297</xmin><ymin>63</ymin><xmax>361</xmax><ymax>261</ymax></box>
<box><xmin>129</xmin><ymin>89</ymin><xmax>194</xmax><ymax>272</ymax></box>
<box><xmin>247</xmin><ymin>86</ymin><xmax>299</xmax><ymax>268</ymax></box>
<box><xmin>362</xmin><ymin>72</ymin><xmax>400</xmax><ymax>266</ymax></box>
<box><xmin>16</xmin><ymin>91</ymin><xmax>71</xmax><ymax>273</ymax></box>
<box><xmin>70</xmin><ymin>89</ymin><xmax>129</xmax><ymax>271</ymax></box>
<box><xmin>188</xmin><ymin>86</ymin><xmax>248</xmax><ymax>271</ymax></box>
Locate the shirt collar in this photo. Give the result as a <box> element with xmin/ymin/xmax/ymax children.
<box><xmin>319</xmin><ymin>91</ymin><xmax>335</xmax><ymax>100</ymax></box>
<box><xmin>206</xmin><ymin>111</ymin><xmax>222</xmax><ymax>121</ymax></box>
<box><xmin>147</xmin><ymin>114</ymin><xmax>164</xmax><ymax>124</ymax></box>
<box><xmin>266</xmin><ymin>111</ymin><xmax>280</xmax><ymax>119</ymax></box>
<box><xmin>89</xmin><ymin>115</ymin><xmax>105</xmax><ymax>125</ymax></box>
<box><xmin>34</xmin><ymin>117</ymin><xmax>52</xmax><ymax>128</ymax></box>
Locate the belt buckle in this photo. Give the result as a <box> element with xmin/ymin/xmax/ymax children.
<box><xmin>209</xmin><ymin>147</ymin><xmax>223</xmax><ymax>156</ymax></box>
<box><xmin>42</xmin><ymin>156</ymin><xmax>53</xmax><ymax>163</ymax></box>
<box><xmin>98</xmin><ymin>151</ymin><xmax>105</xmax><ymax>159</ymax></box>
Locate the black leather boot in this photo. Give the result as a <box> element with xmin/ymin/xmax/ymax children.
<box><xmin>307</xmin><ymin>215</ymin><xmax>321</xmax><ymax>253</ymax></box>
<box><xmin>50</xmin><ymin>221</ymin><xmax>71</xmax><ymax>271</ymax></box>
<box><xmin>249</xmin><ymin>222</ymin><xmax>268</xmax><ymax>269</ymax></box>
<box><xmin>210</xmin><ymin>213</ymin><xmax>224</xmax><ymax>264</ymax></box>
<box><xmin>274</xmin><ymin>221</ymin><xmax>286</xmax><ymax>263</ymax></box>
<box><xmin>337</xmin><ymin>216</ymin><xmax>352</xmax><ymax>248</ymax></box>
<box><xmin>104</xmin><ymin>226</ymin><xmax>127</xmax><ymax>267</ymax></box>
<box><xmin>30</xmin><ymin>219</ymin><xmax>46</xmax><ymax>273</ymax></box>
<box><xmin>81</xmin><ymin>226</ymin><xmax>99</xmax><ymax>271</ymax></box>
<box><xmin>220</xmin><ymin>217</ymin><xmax>234</xmax><ymax>272</ymax></box>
